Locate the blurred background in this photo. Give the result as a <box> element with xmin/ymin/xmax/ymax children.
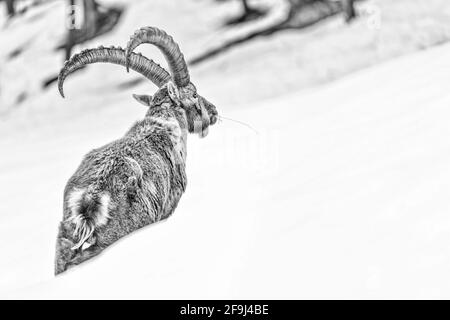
<box><xmin>1</xmin><ymin>0</ymin><xmax>450</xmax><ymax>299</ymax></box>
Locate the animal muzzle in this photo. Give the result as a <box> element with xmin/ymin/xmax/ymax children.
<box><xmin>200</xmin><ymin>96</ymin><xmax>218</xmax><ymax>126</ymax></box>
<box><xmin>198</xmin><ymin>105</ymin><xmax>210</xmax><ymax>138</ymax></box>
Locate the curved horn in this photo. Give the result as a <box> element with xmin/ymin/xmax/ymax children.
<box><xmin>125</xmin><ymin>27</ymin><xmax>190</xmax><ymax>87</ymax></box>
<box><xmin>58</xmin><ymin>46</ymin><xmax>171</xmax><ymax>98</ymax></box>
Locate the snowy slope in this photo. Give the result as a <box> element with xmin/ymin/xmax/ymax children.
<box><xmin>1</xmin><ymin>0</ymin><xmax>450</xmax><ymax>299</ymax></box>
<box><xmin>1</xmin><ymin>39</ymin><xmax>450</xmax><ymax>298</ymax></box>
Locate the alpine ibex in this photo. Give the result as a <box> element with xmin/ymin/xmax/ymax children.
<box><xmin>54</xmin><ymin>27</ymin><xmax>218</xmax><ymax>275</ymax></box>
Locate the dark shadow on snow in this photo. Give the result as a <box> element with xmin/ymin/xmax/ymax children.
<box><xmin>190</xmin><ymin>0</ymin><xmax>346</xmax><ymax>66</ymax></box>
<box><xmin>117</xmin><ymin>78</ymin><xmax>145</xmax><ymax>90</ymax></box>
<box><xmin>224</xmin><ymin>6</ymin><xmax>267</xmax><ymax>26</ymax></box>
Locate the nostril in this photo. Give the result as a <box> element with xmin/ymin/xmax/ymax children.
<box><xmin>210</xmin><ymin>115</ymin><xmax>217</xmax><ymax>125</ymax></box>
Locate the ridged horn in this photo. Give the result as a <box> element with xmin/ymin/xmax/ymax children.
<box><xmin>58</xmin><ymin>46</ymin><xmax>171</xmax><ymax>98</ymax></box>
<box><xmin>125</xmin><ymin>27</ymin><xmax>190</xmax><ymax>87</ymax></box>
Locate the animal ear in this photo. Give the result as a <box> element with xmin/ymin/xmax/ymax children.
<box><xmin>132</xmin><ymin>94</ymin><xmax>152</xmax><ymax>106</ymax></box>
<box><xmin>167</xmin><ymin>81</ymin><xmax>181</xmax><ymax>105</ymax></box>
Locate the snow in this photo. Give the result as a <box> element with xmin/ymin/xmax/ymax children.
<box><xmin>1</xmin><ymin>0</ymin><xmax>450</xmax><ymax>299</ymax></box>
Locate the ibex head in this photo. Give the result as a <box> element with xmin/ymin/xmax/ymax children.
<box><xmin>58</xmin><ymin>27</ymin><xmax>218</xmax><ymax>137</ymax></box>
<box><xmin>125</xmin><ymin>27</ymin><xmax>218</xmax><ymax>137</ymax></box>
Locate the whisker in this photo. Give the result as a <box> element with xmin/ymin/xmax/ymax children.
<box><xmin>218</xmin><ymin>115</ymin><xmax>259</xmax><ymax>135</ymax></box>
